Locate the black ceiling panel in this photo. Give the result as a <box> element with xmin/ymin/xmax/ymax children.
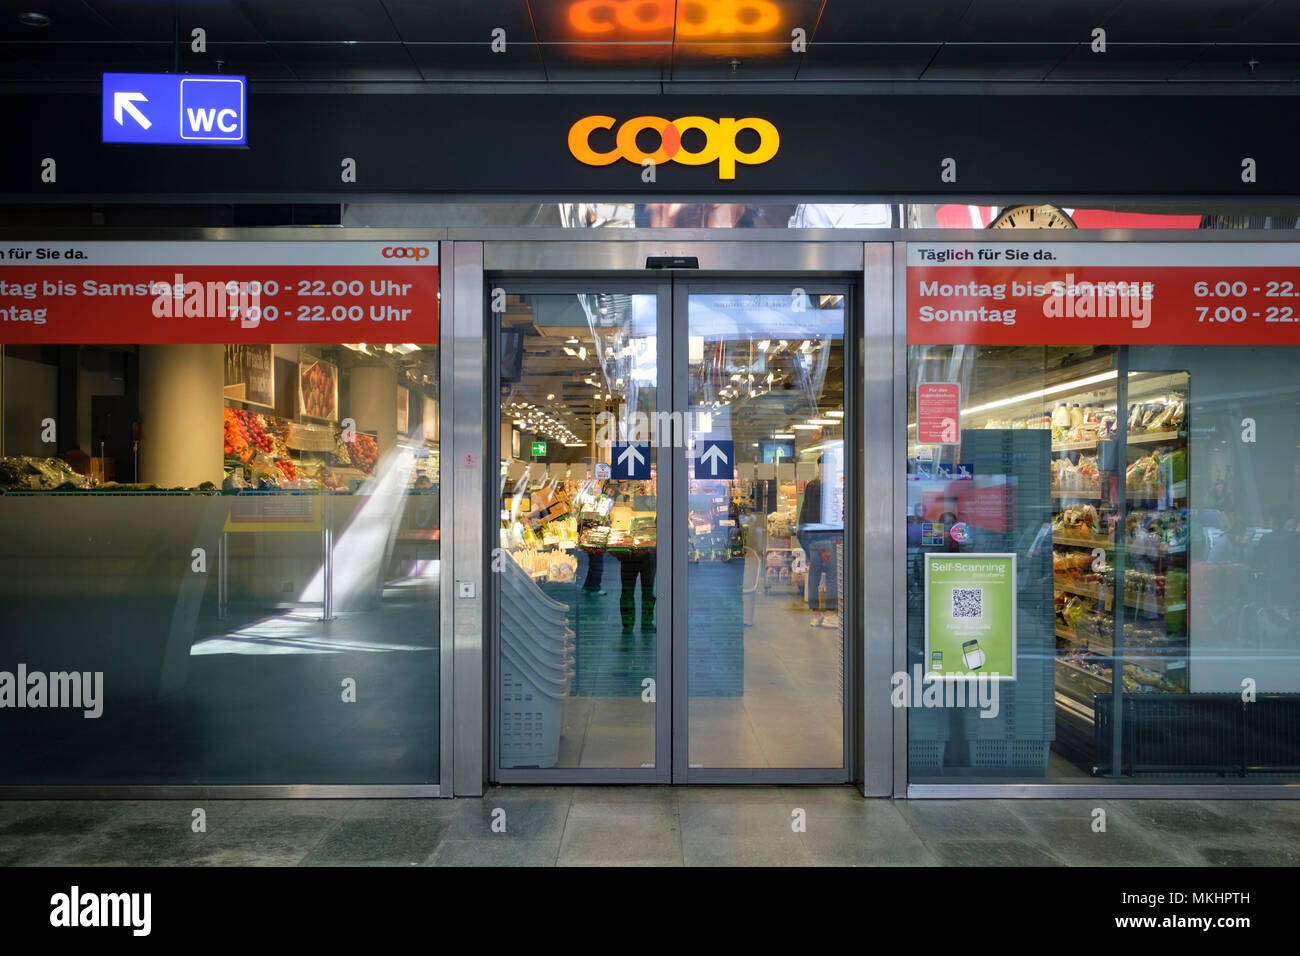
<box><xmin>0</xmin><ymin>0</ymin><xmax>117</xmax><ymax>41</ymax></box>
<box><xmin>381</xmin><ymin>0</ymin><xmax>534</xmax><ymax>43</ymax></box>
<box><xmin>671</xmin><ymin>43</ymin><xmax>801</xmax><ymax>81</ymax></box>
<box><xmin>84</xmin><ymin>1</ymin><xmax>265</xmax><ymax>43</ymax></box>
<box><xmin>235</xmin><ymin>0</ymin><xmax>400</xmax><ymax>43</ymax></box>
<box><xmin>797</xmin><ymin>42</ymin><xmax>938</xmax><ymax>80</ymax></box>
<box><xmin>1047</xmin><ymin>42</ymin><xmax>1210</xmax><ymax>80</ymax></box>
<box><xmin>951</xmin><ymin>0</ymin><xmax>1123</xmax><ymax>42</ymax></box>
<box><xmin>1232</xmin><ymin>0</ymin><xmax>1300</xmax><ymax>42</ymax></box>
<box><xmin>267</xmin><ymin>41</ymin><xmax>420</xmax><ymax>80</ymax></box>
<box><xmin>0</xmin><ymin>0</ymin><xmax>1296</xmax><ymax>85</ymax></box>
<box><xmin>0</xmin><ymin>40</ymin><xmax>169</xmax><ymax>80</ymax></box>
<box><xmin>201</xmin><ymin>41</ymin><xmax>298</xmax><ymax>80</ymax></box>
<box><xmin>811</xmin><ymin>0</ymin><xmax>972</xmax><ymax>42</ymax></box>
<box><xmin>1099</xmin><ymin>0</ymin><xmax>1276</xmax><ymax>43</ymax></box>
<box><xmin>407</xmin><ymin>41</ymin><xmax>547</xmax><ymax>81</ymax></box>
<box><xmin>537</xmin><ymin>41</ymin><xmax>674</xmax><ymax>72</ymax></box>
<box><xmin>1175</xmin><ymin>43</ymin><xmax>1300</xmax><ymax>81</ymax></box>
<box><xmin>923</xmin><ymin>43</ymin><xmax>1076</xmax><ymax>80</ymax></box>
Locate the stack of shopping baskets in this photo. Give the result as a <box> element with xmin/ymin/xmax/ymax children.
<box><xmin>499</xmin><ymin>558</ymin><xmax>576</xmax><ymax>768</ymax></box>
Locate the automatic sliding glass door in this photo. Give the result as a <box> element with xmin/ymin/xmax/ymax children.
<box><xmin>492</xmin><ymin>279</ymin><xmax>850</xmax><ymax>783</ymax></box>
<box><xmin>674</xmin><ymin>284</ymin><xmax>851</xmax><ymax>782</ymax></box>
<box><xmin>493</xmin><ymin>283</ymin><xmax>671</xmax><ymax>781</ymax></box>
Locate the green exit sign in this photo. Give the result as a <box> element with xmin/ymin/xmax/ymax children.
<box><xmin>531</xmin><ymin>441</ymin><xmax>547</xmax><ymax>456</ymax></box>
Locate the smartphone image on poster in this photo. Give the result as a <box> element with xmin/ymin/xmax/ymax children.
<box><xmin>962</xmin><ymin>638</ymin><xmax>985</xmax><ymax>670</ymax></box>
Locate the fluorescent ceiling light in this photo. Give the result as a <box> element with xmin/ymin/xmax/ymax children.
<box><xmin>563</xmin><ymin>347</ymin><xmax>577</xmax><ymax>356</ymax></box>
<box><xmin>773</xmin><ymin>433</ymin><xmax>795</xmax><ymax>439</ymax></box>
<box><xmin>808</xmin><ymin>418</ymin><xmax>837</xmax><ymax>425</ymax></box>
<box><xmin>791</xmin><ymin>423</ymin><xmax>819</xmax><ymax>430</ymax></box>
<box><xmin>960</xmin><ymin>370</ymin><xmax>1118</xmax><ymax>417</ymax></box>
<box><xmin>826</xmin><ymin>410</ymin><xmax>844</xmax><ymax>418</ymax></box>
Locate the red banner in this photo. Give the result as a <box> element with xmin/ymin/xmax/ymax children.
<box><xmin>0</xmin><ymin>265</ymin><xmax>438</xmax><ymax>344</ymax></box>
<box><xmin>908</xmin><ymin>265</ymin><xmax>1300</xmax><ymax>345</ymax></box>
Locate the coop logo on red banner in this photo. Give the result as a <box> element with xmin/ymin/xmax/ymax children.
<box><xmin>381</xmin><ymin>246</ymin><xmax>430</xmax><ymax>260</ymax></box>
<box><xmin>568</xmin><ymin>115</ymin><xmax>779</xmax><ymax>180</ymax></box>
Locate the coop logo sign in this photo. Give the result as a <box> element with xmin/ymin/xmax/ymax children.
<box><xmin>568</xmin><ymin>115</ymin><xmax>779</xmax><ymax>180</ymax></box>
<box><xmin>568</xmin><ymin>0</ymin><xmax>781</xmax><ymax>37</ymax></box>
<box><xmin>381</xmin><ymin>246</ymin><xmax>431</xmax><ymax>260</ymax></box>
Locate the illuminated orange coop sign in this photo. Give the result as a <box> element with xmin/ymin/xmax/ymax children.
<box><xmin>569</xmin><ymin>0</ymin><xmax>781</xmax><ymax>37</ymax></box>
<box><xmin>568</xmin><ymin>114</ymin><xmax>780</xmax><ymax>180</ymax></box>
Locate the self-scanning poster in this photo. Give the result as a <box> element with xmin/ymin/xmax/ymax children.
<box><xmin>924</xmin><ymin>553</ymin><xmax>1017</xmax><ymax>680</ymax></box>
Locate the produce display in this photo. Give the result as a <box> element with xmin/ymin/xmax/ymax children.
<box><xmin>344</xmin><ymin>434</ymin><xmax>378</xmax><ymax>474</ymax></box>
<box><xmin>0</xmin><ymin>456</ymin><xmax>90</xmax><ymax>491</ymax></box>
<box><xmin>223</xmin><ymin>407</ymin><xmax>274</xmax><ymax>461</ymax></box>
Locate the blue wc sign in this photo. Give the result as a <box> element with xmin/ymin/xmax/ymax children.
<box><xmin>102</xmin><ymin>73</ymin><xmax>247</xmax><ymax>145</ymax></box>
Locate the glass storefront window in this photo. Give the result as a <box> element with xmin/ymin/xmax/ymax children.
<box><xmin>0</xmin><ymin>242</ymin><xmax>441</xmax><ymax>786</ymax></box>
<box><xmin>905</xmin><ymin>242</ymin><xmax>1300</xmax><ymax>785</ymax></box>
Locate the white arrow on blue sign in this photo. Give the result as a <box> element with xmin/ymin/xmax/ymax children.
<box><xmin>102</xmin><ymin>73</ymin><xmax>246</xmax><ymax>145</ymax></box>
<box><xmin>695</xmin><ymin>439</ymin><xmax>734</xmax><ymax>479</ymax></box>
<box><xmin>611</xmin><ymin>442</ymin><xmax>651</xmax><ymax>480</ymax></box>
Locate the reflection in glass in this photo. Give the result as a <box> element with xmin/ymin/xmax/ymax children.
<box><xmin>686</xmin><ymin>292</ymin><xmax>846</xmax><ymax>769</ymax></box>
<box><xmin>496</xmin><ymin>292</ymin><xmax>658</xmax><ymax>769</ymax></box>
<box><xmin>906</xmin><ymin>343</ymin><xmax>1300</xmax><ymax>783</ymax></box>
<box><xmin>0</xmin><ymin>341</ymin><xmax>440</xmax><ymax>784</ymax></box>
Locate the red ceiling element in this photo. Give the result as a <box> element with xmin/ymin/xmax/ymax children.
<box><xmin>1068</xmin><ymin>209</ymin><xmax>1202</xmax><ymax>229</ymax></box>
<box><xmin>935</xmin><ymin>204</ymin><xmax>1201</xmax><ymax>230</ymax></box>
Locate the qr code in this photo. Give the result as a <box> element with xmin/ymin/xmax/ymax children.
<box><xmin>952</xmin><ymin>587</ymin><xmax>983</xmax><ymax>619</ymax></box>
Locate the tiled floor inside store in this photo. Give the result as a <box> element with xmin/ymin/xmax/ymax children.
<box><xmin>2</xmin><ymin>789</ymin><xmax>1297</xmax><ymax>867</ymax></box>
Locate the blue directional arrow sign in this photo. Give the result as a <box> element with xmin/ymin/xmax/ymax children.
<box><xmin>102</xmin><ymin>73</ymin><xmax>246</xmax><ymax>145</ymax></box>
<box><xmin>695</xmin><ymin>439</ymin><xmax>734</xmax><ymax>480</ymax></box>
<box><xmin>611</xmin><ymin>442</ymin><xmax>651</xmax><ymax>480</ymax></box>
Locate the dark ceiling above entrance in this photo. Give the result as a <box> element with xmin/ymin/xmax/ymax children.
<box><xmin>2</xmin><ymin>0</ymin><xmax>1299</xmax><ymax>84</ymax></box>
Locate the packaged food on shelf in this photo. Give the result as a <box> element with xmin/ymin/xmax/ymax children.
<box><xmin>1126</xmin><ymin>508</ymin><xmax>1188</xmax><ymax>551</ymax></box>
<box><xmin>1052</xmin><ymin>503</ymin><xmax>1102</xmax><ymax>537</ymax></box>
<box><xmin>1122</xmin><ymin>662</ymin><xmax>1184</xmax><ymax>693</ymax></box>
<box><xmin>1052</xmin><ymin>549</ymin><xmax>1093</xmax><ymax>574</ymax></box>
<box><xmin>1125</xmin><ymin>453</ymin><xmax>1166</xmax><ymax>497</ymax></box>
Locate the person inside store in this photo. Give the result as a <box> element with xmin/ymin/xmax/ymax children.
<box><xmin>798</xmin><ymin>454</ymin><xmax>839</xmax><ymax>628</ymax></box>
<box><xmin>412</xmin><ymin>474</ymin><xmax>433</xmax><ymax>491</ymax></box>
<box><xmin>619</xmin><ymin>545</ymin><xmax>655</xmax><ymax>635</ymax></box>
<box><xmin>579</xmin><ymin>515</ymin><xmax>608</xmax><ymax>596</ymax></box>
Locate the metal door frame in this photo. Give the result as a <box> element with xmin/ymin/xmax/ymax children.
<box><xmin>671</xmin><ymin>278</ymin><xmax>855</xmax><ymax>785</ymax></box>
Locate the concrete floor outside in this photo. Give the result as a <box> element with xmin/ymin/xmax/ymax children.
<box><xmin>1</xmin><ymin>788</ymin><xmax>1297</xmax><ymax>867</ymax></box>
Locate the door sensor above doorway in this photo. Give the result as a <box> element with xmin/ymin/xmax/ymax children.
<box><xmin>645</xmin><ymin>256</ymin><xmax>699</xmax><ymax>269</ymax></box>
